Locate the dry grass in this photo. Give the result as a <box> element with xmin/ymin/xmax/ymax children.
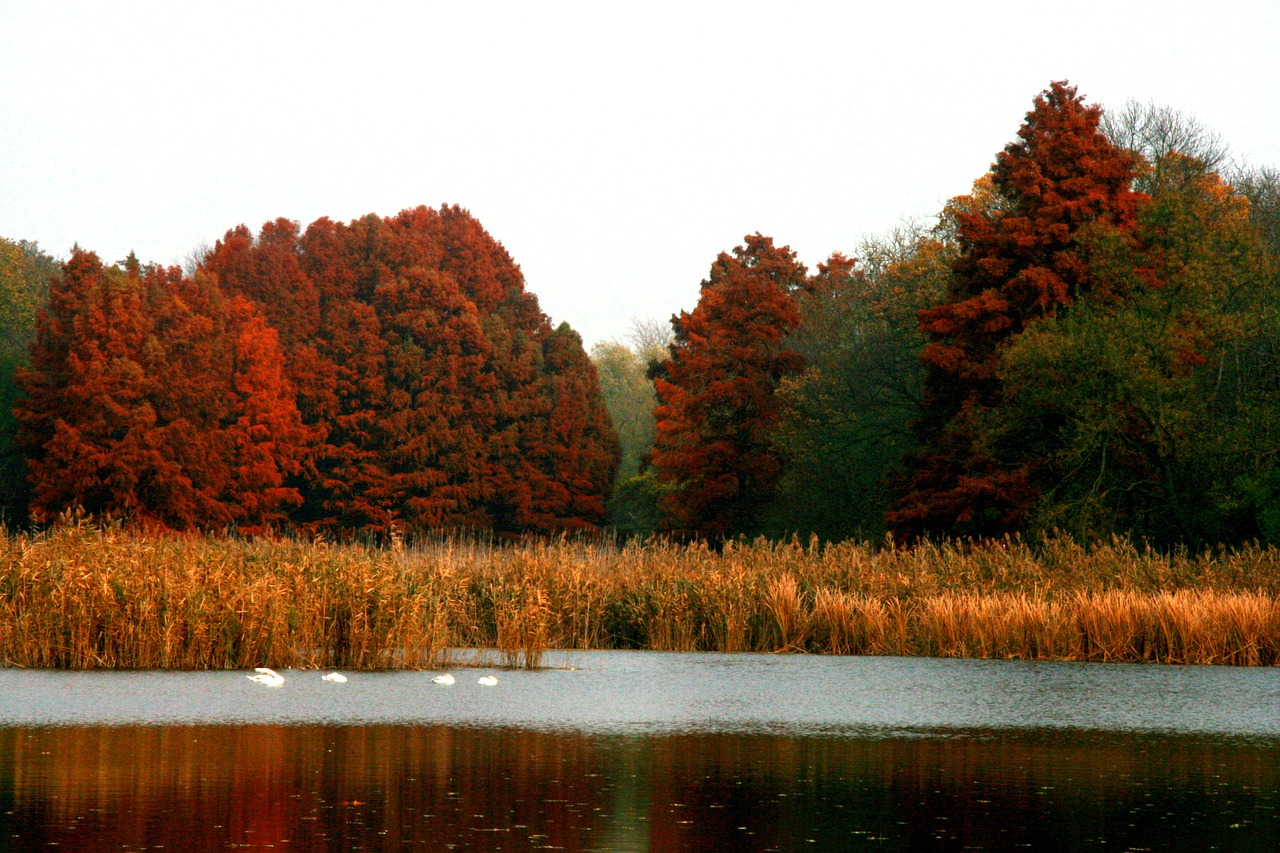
<box><xmin>2</xmin><ymin>521</ymin><xmax>1280</xmax><ymax>669</ymax></box>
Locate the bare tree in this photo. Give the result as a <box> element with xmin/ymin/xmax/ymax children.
<box><xmin>181</xmin><ymin>241</ymin><xmax>212</xmax><ymax>277</ymax></box>
<box><xmin>626</xmin><ymin>317</ymin><xmax>673</xmax><ymax>368</ymax></box>
<box><xmin>1102</xmin><ymin>99</ymin><xmax>1231</xmax><ymax>189</ymax></box>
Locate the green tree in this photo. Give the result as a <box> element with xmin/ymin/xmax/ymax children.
<box><xmin>996</xmin><ymin>153</ymin><xmax>1277</xmax><ymax>544</ymax></box>
<box><xmin>591</xmin><ymin>340</ymin><xmax>656</xmax><ymax>482</ymax></box>
<box><xmin>772</xmin><ymin>227</ymin><xmax>951</xmax><ymax>540</ymax></box>
<box><xmin>0</xmin><ymin>238</ymin><xmax>58</xmax><ymax>524</ymax></box>
<box><xmin>590</xmin><ymin>332</ymin><xmax>668</xmax><ymax>538</ymax></box>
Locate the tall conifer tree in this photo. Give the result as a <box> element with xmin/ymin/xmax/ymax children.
<box><xmin>651</xmin><ymin>234</ymin><xmax>810</xmax><ymax>538</ymax></box>
<box><xmin>889</xmin><ymin>82</ymin><xmax>1147</xmax><ymax>541</ymax></box>
<box><xmin>17</xmin><ymin>252</ymin><xmax>307</xmax><ymax>529</ymax></box>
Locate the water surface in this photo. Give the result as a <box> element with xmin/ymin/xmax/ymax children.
<box><xmin>5</xmin><ymin>651</ymin><xmax>1279</xmax><ymax>736</ymax></box>
<box><xmin>2</xmin><ymin>652</ymin><xmax>1278</xmax><ymax>850</ymax></box>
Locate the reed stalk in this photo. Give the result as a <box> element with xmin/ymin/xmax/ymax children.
<box><xmin>3</xmin><ymin>521</ymin><xmax>1280</xmax><ymax>668</ymax></box>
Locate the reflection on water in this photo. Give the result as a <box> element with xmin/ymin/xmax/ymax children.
<box><xmin>1</xmin><ymin>653</ymin><xmax>1279</xmax><ymax>850</ymax></box>
<box><xmin>1</xmin><ymin>725</ymin><xmax>1278</xmax><ymax>851</ymax></box>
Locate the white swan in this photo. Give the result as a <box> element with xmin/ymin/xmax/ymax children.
<box><xmin>477</xmin><ymin>675</ymin><xmax>498</xmax><ymax>686</ymax></box>
<box><xmin>321</xmin><ymin>672</ymin><xmax>348</xmax><ymax>683</ymax></box>
<box><xmin>431</xmin><ymin>673</ymin><xmax>456</xmax><ymax>685</ymax></box>
<box><xmin>247</xmin><ymin>667</ymin><xmax>284</xmax><ymax>687</ymax></box>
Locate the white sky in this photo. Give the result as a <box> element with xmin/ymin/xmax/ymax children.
<box><xmin>2</xmin><ymin>1</ymin><xmax>1278</xmax><ymax>348</ymax></box>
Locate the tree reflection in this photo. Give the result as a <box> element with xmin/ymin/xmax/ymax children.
<box><xmin>0</xmin><ymin>725</ymin><xmax>1277</xmax><ymax>850</ymax></box>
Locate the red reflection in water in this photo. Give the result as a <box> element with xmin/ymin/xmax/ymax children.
<box><xmin>1</xmin><ymin>726</ymin><xmax>622</xmax><ymax>850</ymax></box>
<box><xmin>0</xmin><ymin>725</ymin><xmax>1278</xmax><ymax>851</ymax></box>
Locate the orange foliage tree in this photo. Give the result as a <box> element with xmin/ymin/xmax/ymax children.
<box><xmin>16</xmin><ymin>251</ymin><xmax>307</xmax><ymax>530</ymax></box>
<box><xmin>202</xmin><ymin>205</ymin><xmax>618</xmax><ymax>534</ymax></box>
<box><xmin>650</xmin><ymin>234</ymin><xmax>810</xmax><ymax>538</ymax></box>
<box><xmin>888</xmin><ymin>82</ymin><xmax>1148</xmax><ymax>541</ymax></box>
<box><xmin>506</xmin><ymin>323</ymin><xmax>620</xmax><ymax>531</ymax></box>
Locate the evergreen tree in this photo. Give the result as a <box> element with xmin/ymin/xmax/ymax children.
<box><xmin>17</xmin><ymin>252</ymin><xmax>306</xmax><ymax>530</ymax></box>
<box><xmin>889</xmin><ymin>82</ymin><xmax>1147</xmax><ymax>541</ymax></box>
<box><xmin>650</xmin><ymin>234</ymin><xmax>809</xmax><ymax>538</ymax></box>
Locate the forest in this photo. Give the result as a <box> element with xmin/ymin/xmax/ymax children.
<box><xmin>3</xmin><ymin>81</ymin><xmax>1280</xmax><ymax>551</ymax></box>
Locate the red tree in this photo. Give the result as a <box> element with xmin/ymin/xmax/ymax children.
<box><xmin>17</xmin><ymin>252</ymin><xmax>307</xmax><ymax>530</ymax></box>
<box><xmin>888</xmin><ymin>81</ymin><xmax>1148</xmax><ymax>541</ymax></box>
<box><xmin>513</xmin><ymin>323</ymin><xmax>621</xmax><ymax>531</ymax></box>
<box><xmin>650</xmin><ymin>234</ymin><xmax>810</xmax><ymax>538</ymax></box>
<box><xmin>203</xmin><ymin>205</ymin><xmax>618</xmax><ymax>534</ymax></box>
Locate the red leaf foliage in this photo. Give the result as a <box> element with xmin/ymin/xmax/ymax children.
<box><xmin>650</xmin><ymin>234</ymin><xmax>810</xmax><ymax>538</ymax></box>
<box><xmin>18</xmin><ymin>206</ymin><xmax>617</xmax><ymax>536</ymax></box>
<box><xmin>203</xmin><ymin>205</ymin><xmax>618</xmax><ymax>534</ymax></box>
<box><xmin>890</xmin><ymin>82</ymin><xmax>1148</xmax><ymax>542</ymax></box>
<box><xmin>17</xmin><ymin>251</ymin><xmax>308</xmax><ymax>531</ymax></box>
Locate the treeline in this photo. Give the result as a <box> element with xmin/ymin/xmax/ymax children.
<box><xmin>0</xmin><ymin>207</ymin><xmax>619</xmax><ymax>535</ymax></box>
<box><xmin>4</xmin><ymin>81</ymin><xmax>1280</xmax><ymax>548</ymax></box>
<box><xmin>597</xmin><ymin>82</ymin><xmax>1280</xmax><ymax>549</ymax></box>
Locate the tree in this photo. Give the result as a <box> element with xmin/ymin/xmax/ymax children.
<box><xmin>994</xmin><ymin>152</ymin><xmax>1277</xmax><ymax>544</ymax></box>
<box><xmin>1102</xmin><ymin>99</ymin><xmax>1231</xmax><ymax>189</ymax></box>
<box><xmin>516</xmin><ymin>323</ymin><xmax>620</xmax><ymax>531</ymax></box>
<box><xmin>0</xmin><ymin>238</ymin><xmax>59</xmax><ymax>524</ymax></box>
<box><xmin>773</xmin><ymin>225</ymin><xmax>951</xmax><ymax>540</ymax></box>
<box><xmin>650</xmin><ymin>234</ymin><xmax>810</xmax><ymax>538</ymax></box>
<box><xmin>202</xmin><ymin>205</ymin><xmax>618</xmax><ymax>535</ymax></box>
<box><xmin>1234</xmin><ymin>166</ymin><xmax>1280</xmax><ymax>259</ymax></box>
<box><xmin>591</xmin><ymin>340</ymin><xmax>657</xmax><ymax>482</ymax></box>
<box><xmin>16</xmin><ymin>252</ymin><xmax>307</xmax><ymax>530</ymax></box>
<box><xmin>889</xmin><ymin>81</ymin><xmax>1148</xmax><ymax>541</ymax></box>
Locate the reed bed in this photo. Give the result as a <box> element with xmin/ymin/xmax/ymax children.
<box><xmin>3</xmin><ymin>521</ymin><xmax>1280</xmax><ymax>669</ymax></box>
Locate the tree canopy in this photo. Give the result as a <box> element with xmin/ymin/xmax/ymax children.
<box><xmin>12</xmin><ymin>207</ymin><xmax>618</xmax><ymax>535</ymax></box>
<box><xmin>650</xmin><ymin>234</ymin><xmax>811</xmax><ymax>539</ymax></box>
<box><xmin>4</xmin><ymin>83</ymin><xmax>1279</xmax><ymax>549</ymax></box>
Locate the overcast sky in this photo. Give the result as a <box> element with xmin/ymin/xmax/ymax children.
<box><xmin>2</xmin><ymin>1</ymin><xmax>1278</xmax><ymax>348</ymax></box>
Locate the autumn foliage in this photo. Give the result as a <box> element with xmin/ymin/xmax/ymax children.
<box><xmin>16</xmin><ymin>207</ymin><xmax>618</xmax><ymax>535</ymax></box>
<box><xmin>889</xmin><ymin>82</ymin><xmax>1149</xmax><ymax>541</ymax></box>
<box><xmin>16</xmin><ymin>252</ymin><xmax>308</xmax><ymax>530</ymax></box>
<box><xmin>7</xmin><ymin>81</ymin><xmax>1280</xmax><ymax>549</ymax></box>
<box><xmin>650</xmin><ymin>235</ymin><xmax>810</xmax><ymax>538</ymax></box>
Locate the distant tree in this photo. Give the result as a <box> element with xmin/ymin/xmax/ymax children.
<box><xmin>650</xmin><ymin>234</ymin><xmax>810</xmax><ymax>539</ymax></box>
<box><xmin>590</xmin><ymin>337</ymin><xmax>663</xmax><ymax>537</ymax></box>
<box><xmin>889</xmin><ymin>81</ymin><xmax>1148</xmax><ymax>541</ymax></box>
<box><xmin>773</xmin><ymin>225</ymin><xmax>951</xmax><ymax>540</ymax></box>
<box><xmin>16</xmin><ymin>251</ymin><xmax>306</xmax><ymax>530</ymax></box>
<box><xmin>180</xmin><ymin>241</ymin><xmax>213</xmax><ymax>277</ymax></box>
<box><xmin>591</xmin><ymin>340</ymin><xmax>656</xmax><ymax>481</ymax></box>
<box><xmin>1234</xmin><ymin>165</ymin><xmax>1280</xmax><ymax>259</ymax></box>
<box><xmin>1102</xmin><ymin>99</ymin><xmax>1231</xmax><ymax>188</ymax></box>
<box><xmin>0</xmin><ymin>238</ymin><xmax>58</xmax><ymax>524</ymax></box>
<box><xmin>627</xmin><ymin>317</ymin><xmax>674</xmax><ymax>367</ymax></box>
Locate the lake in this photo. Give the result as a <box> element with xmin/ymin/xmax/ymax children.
<box><xmin>2</xmin><ymin>652</ymin><xmax>1279</xmax><ymax>850</ymax></box>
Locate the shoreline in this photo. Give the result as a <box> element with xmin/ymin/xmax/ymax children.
<box><xmin>3</xmin><ymin>522</ymin><xmax>1279</xmax><ymax>669</ymax></box>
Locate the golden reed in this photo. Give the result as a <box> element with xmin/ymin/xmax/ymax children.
<box><xmin>2</xmin><ymin>521</ymin><xmax>1279</xmax><ymax>669</ymax></box>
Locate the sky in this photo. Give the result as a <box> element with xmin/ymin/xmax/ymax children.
<box><xmin>2</xmin><ymin>1</ymin><xmax>1279</xmax><ymax>349</ymax></box>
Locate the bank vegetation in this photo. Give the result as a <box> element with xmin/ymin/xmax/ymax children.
<box><xmin>3</xmin><ymin>522</ymin><xmax>1280</xmax><ymax>670</ymax></box>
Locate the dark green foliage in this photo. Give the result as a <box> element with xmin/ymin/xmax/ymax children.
<box><xmin>0</xmin><ymin>239</ymin><xmax>59</xmax><ymax>525</ymax></box>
